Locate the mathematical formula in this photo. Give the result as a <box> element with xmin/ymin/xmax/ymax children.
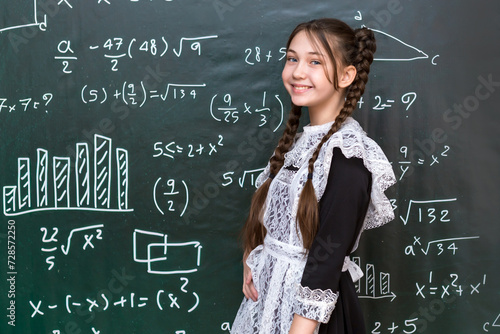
<box><xmin>81</xmin><ymin>82</ymin><xmax>205</xmax><ymax>107</ymax></box>
<box><xmin>153</xmin><ymin>135</ymin><xmax>224</xmax><ymax>160</ymax></box>
<box><xmin>41</xmin><ymin>225</ymin><xmax>104</xmax><ymax>271</ymax></box>
<box><xmin>404</xmin><ymin>235</ymin><xmax>480</xmax><ymax>256</ymax></box>
<box><xmin>56</xmin><ymin>35</ymin><xmax>218</xmax><ymax>73</ymax></box>
<box><xmin>415</xmin><ymin>271</ymin><xmax>487</xmax><ymax>299</ymax></box>
<box><xmin>29</xmin><ymin>277</ymin><xmax>199</xmax><ymax>317</ymax></box>
<box><xmin>210</xmin><ymin>91</ymin><xmax>284</xmax><ymax>131</ymax></box>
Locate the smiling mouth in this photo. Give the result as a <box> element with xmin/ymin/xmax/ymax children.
<box><xmin>292</xmin><ymin>84</ymin><xmax>312</xmax><ymax>92</ymax></box>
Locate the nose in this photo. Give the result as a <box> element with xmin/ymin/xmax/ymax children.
<box><xmin>292</xmin><ymin>61</ymin><xmax>306</xmax><ymax>79</ymax></box>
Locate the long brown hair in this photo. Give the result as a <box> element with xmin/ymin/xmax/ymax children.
<box><xmin>242</xmin><ymin>18</ymin><xmax>376</xmax><ymax>253</ymax></box>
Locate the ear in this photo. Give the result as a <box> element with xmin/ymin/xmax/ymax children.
<box><xmin>338</xmin><ymin>65</ymin><xmax>357</xmax><ymax>89</ymax></box>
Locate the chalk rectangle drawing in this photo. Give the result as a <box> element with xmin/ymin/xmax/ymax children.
<box><xmin>133</xmin><ymin>229</ymin><xmax>202</xmax><ymax>275</ymax></box>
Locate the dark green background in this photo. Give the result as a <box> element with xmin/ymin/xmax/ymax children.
<box><xmin>1</xmin><ymin>0</ymin><xmax>499</xmax><ymax>333</ymax></box>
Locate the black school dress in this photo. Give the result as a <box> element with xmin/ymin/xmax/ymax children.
<box><xmin>303</xmin><ymin>147</ymin><xmax>371</xmax><ymax>334</ymax></box>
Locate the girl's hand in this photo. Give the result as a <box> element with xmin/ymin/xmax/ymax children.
<box><xmin>242</xmin><ymin>255</ymin><xmax>258</xmax><ymax>302</ymax></box>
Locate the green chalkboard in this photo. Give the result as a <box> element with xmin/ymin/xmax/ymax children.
<box><xmin>1</xmin><ymin>0</ymin><xmax>500</xmax><ymax>333</ymax></box>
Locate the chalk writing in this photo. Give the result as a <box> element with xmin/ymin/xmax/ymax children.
<box><xmin>369</xmin><ymin>92</ymin><xmax>417</xmax><ymax>111</ymax></box>
<box><xmin>80</xmin><ymin>82</ymin><xmax>205</xmax><ymax>107</ymax></box>
<box><xmin>83</xmin><ymin>35</ymin><xmax>218</xmax><ymax>71</ymax></box>
<box><xmin>153</xmin><ymin>134</ymin><xmax>224</xmax><ymax>160</ymax></box>
<box><xmin>29</xmin><ymin>276</ymin><xmax>199</xmax><ymax>318</ymax></box>
<box><xmin>369</xmin><ymin>318</ymin><xmax>419</xmax><ymax>334</ymax></box>
<box><xmin>415</xmin><ymin>271</ymin><xmax>487</xmax><ymax>299</ymax></box>
<box><xmin>0</xmin><ymin>93</ymin><xmax>53</xmax><ymax>113</ymax></box>
<box><xmin>41</xmin><ymin>225</ymin><xmax>104</xmax><ymax>270</ymax></box>
<box><xmin>220</xmin><ymin>168</ymin><xmax>265</xmax><ymax>188</ymax></box>
<box><xmin>404</xmin><ymin>235</ymin><xmax>480</xmax><ymax>256</ymax></box>
<box><xmin>244</xmin><ymin>46</ymin><xmax>287</xmax><ymax>65</ymax></box>
<box><xmin>210</xmin><ymin>92</ymin><xmax>284</xmax><ymax>131</ymax></box>
<box><xmin>397</xmin><ymin>145</ymin><xmax>450</xmax><ymax>179</ymax></box>
<box><xmin>153</xmin><ymin>177</ymin><xmax>189</xmax><ymax>217</ymax></box>
<box><xmin>399</xmin><ymin>198</ymin><xmax>457</xmax><ymax>226</ymax></box>
<box><xmin>55</xmin><ymin>40</ymin><xmax>77</xmax><ymax>73</ymax></box>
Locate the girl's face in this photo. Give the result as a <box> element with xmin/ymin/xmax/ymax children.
<box><xmin>282</xmin><ymin>31</ymin><xmax>341</xmax><ymax>118</ymax></box>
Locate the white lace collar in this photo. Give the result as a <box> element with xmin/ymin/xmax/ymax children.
<box><xmin>256</xmin><ymin>117</ymin><xmax>396</xmax><ymax>234</ymax></box>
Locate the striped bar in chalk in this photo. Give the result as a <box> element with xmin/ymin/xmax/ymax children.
<box><xmin>380</xmin><ymin>272</ymin><xmax>391</xmax><ymax>295</ymax></box>
<box><xmin>37</xmin><ymin>149</ymin><xmax>49</xmax><ymax>207</ymax></box>
<box><xmin>76</xmin><ymin>143</ymin><xmax>90</xmax><ymax>207</ymax></box>
<box><xmin>3</xmin><ymin>186</ymin><xmax>17</xmax><ymax>215</ymax></box>
<box><xmin>366</xmin><ymin>263</ymin><xmax>376</xmax><ymax>297</ymax></box>
<box><xmin>53</xmin><ymin>157</ymin><xmax>70</xmax><ymax>208</ymax></box>
<box><xmin>94</xmin><ymin>135</ymin><xmax>111</xmax><ymax>209</ymax></box>
<box><xmin>18</xmin><ymin>157</ymin><xmax>31</xmax><ymax>210</ymax></box>
<box><xmin>116</xmin><ymin>148</ymin><xmax>128</xmax><ymax>210</ymax></box>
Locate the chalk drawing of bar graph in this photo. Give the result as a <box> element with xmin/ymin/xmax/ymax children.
<box><xmin>2</xmin><ymin>134</ymin><xmax>133</xmax><ymax>216</ymax></box>
<box><xmin>354</xmin><ymin>257</ymin><xmax>396</xmax><ymax>301</ymax></box>
<box><xmin>0</xmin><ymin>0</ymin><xmax>47</xmax><ymax>33</ymax></box>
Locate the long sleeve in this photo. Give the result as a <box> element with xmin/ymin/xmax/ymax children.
<box><xmin>293</xmin><ymin>147</ymin><xmax>371</xmax><ymax>323</ymax></box>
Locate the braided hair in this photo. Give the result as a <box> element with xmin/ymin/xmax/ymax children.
<box><xmin>242</xmin><ymin>18</ymin><xmax>376</xmax><ymax>253</ymax></box>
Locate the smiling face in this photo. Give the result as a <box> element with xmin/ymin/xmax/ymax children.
<box><xmin>282</xmin><ymin>30</ymin><xmax>348</xmax><ymax>123</ymax></box>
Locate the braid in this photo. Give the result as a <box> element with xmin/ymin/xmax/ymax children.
<box><xmin>241</xmin><ymin>104</ymin><xmax>302</xmax><ymax>254</ymax></box>
<box><xmin>352</xmin><ymin>27</ymin><xmax>376</xmax><ymax>102</ymax></box>
<box><xmin>296</xmin><ymin>25</ymin><xmax>376</xmax><ymax>250</ymax></box>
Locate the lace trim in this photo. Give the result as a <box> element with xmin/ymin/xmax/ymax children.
<box><xmin>296</xmin><ymin>284</ymin><xmax>338</xmax><ymax>304</ymax></box>
<box><xmin>320</xmin><ymin>117</ymin><xmax>396</xmax><ymax>232</ymax></box>
<box><xmin>293</xmin><ymin>284</ymin><xmax>339</xmax><ymax>323</ymax></box>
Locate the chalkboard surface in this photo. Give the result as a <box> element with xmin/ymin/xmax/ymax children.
<box><xmin>1</xmin><ymin>0</ymin><xmax>499</xmax><ymax>333</ymax></box>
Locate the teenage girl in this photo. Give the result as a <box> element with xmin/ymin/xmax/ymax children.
<box><xmin>231</xmin><ymin>18</ymin><xmax>396</xmax><ymax>334</ymax></box>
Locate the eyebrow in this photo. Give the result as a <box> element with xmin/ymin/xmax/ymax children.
<box><xmin>287</xmin><ymin>48</ymin><xmax>324</xmax><ymax>56</ymax></box>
